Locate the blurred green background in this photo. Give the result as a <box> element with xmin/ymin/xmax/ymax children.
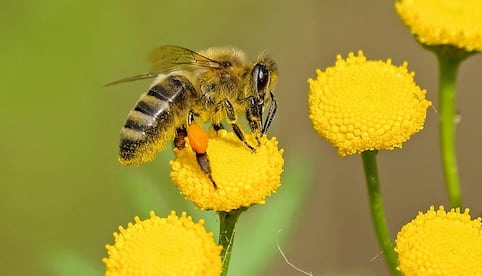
<box><xmin>2</xmin><ymin>0</ymin><xmax>481</xmax><ymax>275</ymax></box>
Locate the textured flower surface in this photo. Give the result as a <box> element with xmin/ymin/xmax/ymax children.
<box><xmin>396</xmin><ymin>0</ymin><xmax>482</xmax><ymax>52</ymax></box>
<box><xmin>396</xmin><ymin>206</ymin><xmax>482</xmax><ymax>275</ymax></box>
<box><xmin>308</xmin><ymin>51</ymin><xmax>431</xmax><ymax>156</ymax></box>
<box><xmin>103</xmin><ymin>211</ymin><xmax>222</xmax><ymax>276</ymax></box>
<box><xmin>170</xmin><ymin>130</ymin><xmax>284</xmax><ymax>211</ymax></box>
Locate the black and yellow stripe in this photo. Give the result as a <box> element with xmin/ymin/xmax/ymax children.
<box><xmin>119</xmin><ymin>75</ymin><xmax>194</xmax><ymax>165</ymax></box>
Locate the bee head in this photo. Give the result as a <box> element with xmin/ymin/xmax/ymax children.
<box><xmin>251</xmin><ymin>56</ymin><xmax>278</xmax><ymax>103</ymax></box>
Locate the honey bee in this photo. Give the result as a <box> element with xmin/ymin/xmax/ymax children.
<box><xmin>107</xmin><ymin>45</ymin><xmax>278</xmax><ymax>186</ymax></box>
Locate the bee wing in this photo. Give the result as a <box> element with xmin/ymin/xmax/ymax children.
<box><xmin>105</xmin><ymin>46</ymin><xmax>223</xmax><ymax>87</ymax></box>
<box><xmin>148</xmin><ymin>45</ymin><xmax>224</xmax><ymax>73</ymax></box>
<box><xmin>104</xmin><ymin>73</ymin><xmax>160</xmax><ymax>86</ymax></box>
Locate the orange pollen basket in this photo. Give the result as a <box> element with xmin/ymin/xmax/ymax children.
<box><xmin>187</xmin><ymin>124</ymin><xmax>209</xmax><ymax>154</ymax></box>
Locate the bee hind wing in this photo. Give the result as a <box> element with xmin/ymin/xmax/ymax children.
<box><xmin>104</xmin><ymin>73</ymin><xmax>159</xmax><ymax>87</ymax></box>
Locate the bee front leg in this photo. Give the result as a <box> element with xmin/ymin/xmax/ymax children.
<box><xmin>223</xmin><ymin>99</ymin><xmax>256</xmax><ymax>152</ymax></box>
<box><xmin>246</xmin><ymin>96</ymin><xmax>262</xmax><ymax>133</ymax></box>
<box><xmin>245</xmin><ymin>96</ymin><xmax>263</xmax><ymax>145</ymax></box>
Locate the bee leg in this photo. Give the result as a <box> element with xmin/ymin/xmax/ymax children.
<box><xmin>213</xmin><ymin>123</ymin><xmax>225</xmax><ymax>132</ymax></box>
<box><xmin>174</xmin><ymin>127</ymin><xmax>188</xmax><ymax>149</ymax></box>
<box><xmin>186</xmin><ymin>112</ymin><xmax>217</xmax><ymax>189</ymax></box>
<box><xmin>223</xmin><ymin>99</ymin><xmax>256</xmax><ymax>152</ymax></box>
<box><xmin>195</xmin><ymin>152</ymin><xmax>217</xmax><ymax>189</ymax></box>
<box><xmin>245</xmin><ymin>96</ymin><xmax>263</xmax><ymax>145</ymax></box>
<box><xmin>261</xmin><ymin>91</ymin><xmax>278</xmax><ymax>135</ymax></box>
<box><xmin>187</xmin><ymin>110</ymin><xmax>196</xmax><ymax>125</ymax></box>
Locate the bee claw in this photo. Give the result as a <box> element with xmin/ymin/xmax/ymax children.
<box><xmin>209</xmin><ymin>175</ymin><xmax>218</xmax><ymax>189</ymax></box>
<box><xmin>255</xmin><ymin>135</ymin><xmax>262</xmax><ymax>147</ymax></box>
<box><xmin>245</xmin><ymin>142</ymin><xmax>256</xmax><ymax>153</ymax></box>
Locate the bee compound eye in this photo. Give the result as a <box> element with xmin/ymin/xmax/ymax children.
<box><xmin>254</xmin><ymin>64</ymin><xmax>269</xmax><ymax>92</ymax></box>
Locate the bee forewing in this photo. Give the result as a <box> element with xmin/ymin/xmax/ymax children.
<box><xmin>148</xmin><ymin>45</ymin><xmax>223</xmax><ymax>73</ymax></box>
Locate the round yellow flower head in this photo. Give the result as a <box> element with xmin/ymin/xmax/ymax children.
<box><xmin>103</xmin><ymin>211</ymin><xmax>222</xmax><ymax>276</ymax></box>
<box><xmin>396</xmin><ymin>0</ymin><xmax>482</xmax><ymax>52</ymax></box>
<box><xmin>396</xmin><ymin>206</ymin><xmax>482</xmax><ymax>275</ymax></box>
<box><xmin>308</xmin><ymin>51</ymin><xmax>431</xmax><ymax>156</ymax></box>
<box><xmin>170</xmin><ymin>130</ymin><xmax>284</xmax><ymax>212</ymax></box>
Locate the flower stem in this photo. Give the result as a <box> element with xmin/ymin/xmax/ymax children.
<box><xmin>437</xmin><ymin>54</ymin><xmax>463</xmax><ymax>208</ymax></box>
<box><xmin>218</xmin><ymin>208</ymin><xmax>245</xmax><ymax>276</ymax></box>
<box><xmin>361</xmin><ymin>151</ymin><xmax>400</xmax><ymax>276</ymax></box>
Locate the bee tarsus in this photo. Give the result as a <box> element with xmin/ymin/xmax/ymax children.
<box><xmin>195</xmin><ymin>152</ymin><xmax>217</xmax><ymax>189</ymax></box>
<box><xmin>212</xmin><ymin>123</ymin><xmax>225</xmax><ymax>132</ymax></box>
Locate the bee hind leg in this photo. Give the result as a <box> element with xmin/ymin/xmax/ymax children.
<box><xmin>181</xmin><ymin>115</ymin><xmax>218</xmax><ymax>189</ymax></box>
<box><xmin>195</xmin><ymin>152</ymin><xmax>217</xmax><ymax>189</ymax></box>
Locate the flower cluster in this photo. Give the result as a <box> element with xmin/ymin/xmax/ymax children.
<box><xmin>103</xmin><ymin>211</ymin><xmax>222</xmax><ymax>276</ymax></box>
<box><xmin>396</xmin><ymin>0</ymin><xmax>482</xmax><ymax>52</ymax></box>
<box><xmin>170</xmin><ymin>129</ymin><xmax>284</xmax><ymax>211</ymax></box>
<box><xmin>308</xmin><ymin>51</ymin><xmax>431</xmax><ymax>156</ymax></box>
<box><xmin>396</xmin><ymin>206</ymin><xmax>482</xmax><ymax>275</ymax></box>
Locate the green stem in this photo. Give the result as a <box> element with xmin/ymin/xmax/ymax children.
<box><xmin>437</xmin><ymin>55</ymin><xmax>463</xmax><ymax>208</ymax></box>
<box><xmin>361</xmin><ymin>151</ymin><xmax>400</xmax><ymax>276</ymax></box>
<box><xmin>218</xmin><ymin>208</ymin><xmax>245</xmax><ymax>276</ymax></box>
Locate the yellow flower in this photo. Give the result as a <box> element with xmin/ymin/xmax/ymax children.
<box><xmin>308</xmin><ymin>51</ymin><xmax>431</xmax><ymax>156</ymax></box>
<box><xmin>396</xmin><ymin>0</ymin><xmax>482</xmax><ymax>52</ymax></box>
<box><xmin>396</xmin><ymin>206</ymin><xmax>482</xmax><ymax>275</ymax></box>
<box><xmin>103</xmin><ymin>211</ymin><xmax>222</xmax><ymax>276</ymax></box>
<box><xmin>170</xmin><ymin>130</ymin><xmax>284</xmax><ymax>212</ymax></box>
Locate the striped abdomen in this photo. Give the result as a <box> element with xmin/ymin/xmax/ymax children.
<box><xmin>119</xmin><ymin>75</ymin><xmax>193</xmax><ymax>165</ymax></box>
